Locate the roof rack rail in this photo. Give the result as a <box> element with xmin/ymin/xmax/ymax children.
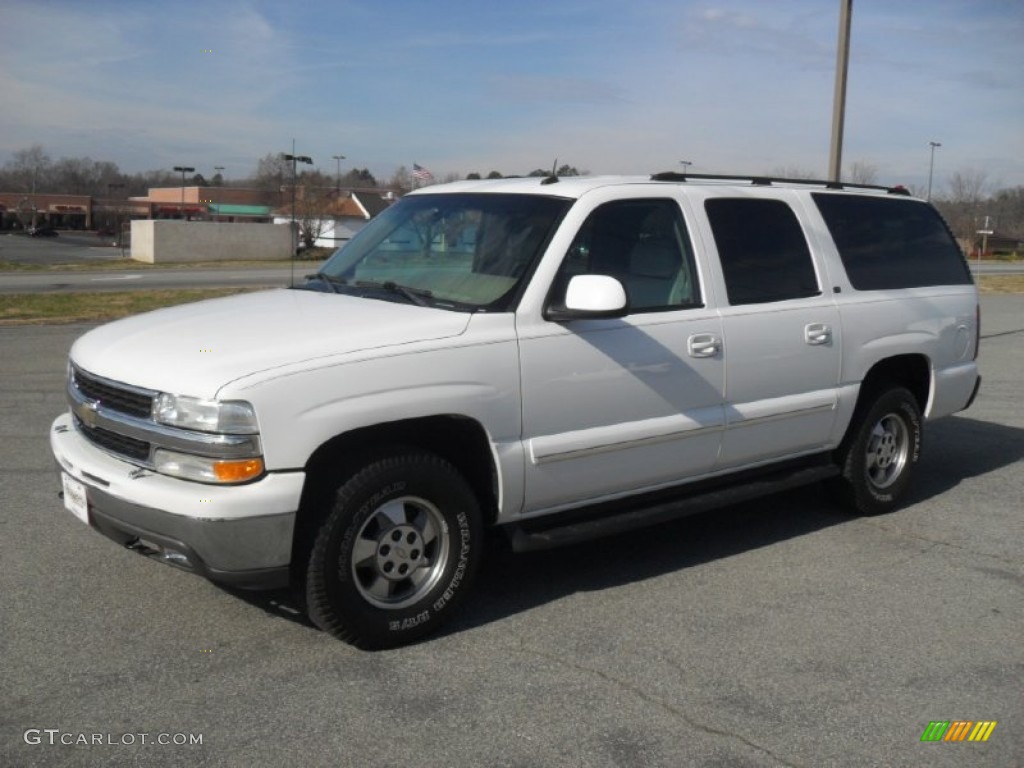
<box><xmin>649</xmin><ymin>171</ymin><xmax>910</xmax><ymax>196</ymax></box>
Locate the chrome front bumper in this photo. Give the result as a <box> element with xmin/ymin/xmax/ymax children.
<box><xmin>50</xmin><ymin>412</ymin><xmax>302</xmax><ymax>590</ymax></box>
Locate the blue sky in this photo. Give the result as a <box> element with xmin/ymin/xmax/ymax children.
<box><xmin>1</xmin><ymin>0</ymin><xmax>1021</xmax><ymax>191</ymax></box>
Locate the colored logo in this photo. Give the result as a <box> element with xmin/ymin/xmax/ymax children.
<box><xmin>920</xmin><ymin>721</ymin><xmax>997</xmax><ymax>742</ymax></box>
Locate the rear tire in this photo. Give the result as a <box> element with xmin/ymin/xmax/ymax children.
<box><xmin>833</xmin><ymin>387</ymin><xmax>922</xmax><ymax>515</ymax></box>
<box><xmin>305</xmin><ymin>452</ymin><xmax>483</xmax><ymax>649</ymax></box>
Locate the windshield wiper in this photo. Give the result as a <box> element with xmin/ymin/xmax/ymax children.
<box><xmin>305</xmin><ymin>272</ymin><xmax>348</xmax><ymax>293</ymax></box>
<box><xmin>355</xmin><ymin>280</ymin><xmax>433</xmax><ymax>307</ymax></box>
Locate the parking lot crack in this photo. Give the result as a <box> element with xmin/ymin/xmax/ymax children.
<box><xmin>861</xmin><ymin>519</ymin><xmax>1021</xmax><ymax>569</ymax></box>
<box><xmin>509</xmin><ymin>642</ymin><xmax>805</xmax><ymax>768</ymax></box>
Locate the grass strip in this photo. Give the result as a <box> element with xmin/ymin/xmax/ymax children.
<box><xmin>0</xmin><ymin>288</ymin><xmax>266</xmax><ymax>325</ymax></box>
<box><xmin>1</xmin><ymin>275</ymin><xmax>1019</xmax><ymax>326</ymax></box>
<box><xmin>0</xmin><ymin>257</ymin><xmax>324</xmax><ymax>272</ymax></box>
<box><xmin>976</xmin><ymin>275</ymin><xmax>1024</xmax><ymax>294</ymax></box>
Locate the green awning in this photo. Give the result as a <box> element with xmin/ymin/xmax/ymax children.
<box><xmin>209</xmin><ymin>204</ymin><xmax>271</xmax><ymax>216</ymax></box>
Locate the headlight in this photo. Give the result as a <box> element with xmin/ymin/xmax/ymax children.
<box><xmin>153</xmin><ymin>449</ymin><xmax>264</xmax><ymax>484</ymax></box>
<box><xmin>153</xmin><ymin>394</ymin><xmax>259</xmax><ymax>434</ymax></box>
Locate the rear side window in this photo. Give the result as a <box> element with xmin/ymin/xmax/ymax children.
<box><xmin>705</xmin><ymin>198</ymin><xmax>820</xmax><ymax>305</ymax></box>
<box><xmin>812</xmin><ymin>194</ymin><xmax>971</xmax><ymax>290</ymax></box>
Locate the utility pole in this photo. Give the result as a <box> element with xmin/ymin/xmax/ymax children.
<box><xmin>926</xmin><ymin>142</ymin><xmax>941</xmax><ymax>201</ymax></box>
<box><xmin>828</xmin><ymin>0</ymin><xmax>853</xmax><ymax>183</ymax></box>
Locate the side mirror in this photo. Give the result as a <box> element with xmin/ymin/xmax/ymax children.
<box><xmin>547</xmin><ymin>274</ymin><xmax>628</xmax><ymax>320</ymax></box>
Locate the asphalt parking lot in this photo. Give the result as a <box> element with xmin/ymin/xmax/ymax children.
<box><xmin>1</xmin><ymin>296</ymin><xmax>1022</xmax><ymax>768</ymax></box>
<box><xmin>0</xmin><ymin>231</ymin><xmax>126</xmax><ymax>265</ymax></box>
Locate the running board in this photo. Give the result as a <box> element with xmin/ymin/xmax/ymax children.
<box><xmin>508</xmin><ymin>463</ymin><xmax>839</xmax><ymax>552</ymax></box>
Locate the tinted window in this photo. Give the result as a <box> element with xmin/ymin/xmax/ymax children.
<box><xmin>705</xmin><ymin>198</ymin><xmax>819</xmax><ymax>305</ymax></box>
<box><xmin>812</xmin><ymin>194</ymin><xmax>971</xmax><ymax>290</ymax></box>
<box><xmin>554</xmin><ymin>199</ymin><xmax>701</xmax><ymax>312</ymax></box>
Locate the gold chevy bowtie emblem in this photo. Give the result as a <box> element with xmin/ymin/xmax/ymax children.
<box><xmin>80</xmin><ymin>401</ymin><xmax>99</xmax><ymax>428</ymax></box>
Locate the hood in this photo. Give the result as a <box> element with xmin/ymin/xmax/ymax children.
<box><xmin>70</xmin><ymin>289</ymin><xmax>472</xmax><ymax>399</ymax></box>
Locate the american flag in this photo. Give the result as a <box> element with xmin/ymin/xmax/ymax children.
<box><xmin>412</xmin><ymin>163</ymin><xmax>434</xmax><ymax>182</ymax></box>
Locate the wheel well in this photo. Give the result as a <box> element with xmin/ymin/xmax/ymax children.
<box><xmin>290</xmin><ymin>416</ymin><xmax>498</xmax><ymax>573</ymax></box>
<box><xmin>858</xmin><ymin>354</ymin><xmax>930</xmax><ymax>412</ymax></box>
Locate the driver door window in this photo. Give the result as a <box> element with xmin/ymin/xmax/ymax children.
<box><xmin>554</xmin><ymin>199</ymin><xmax>701</xmax><ymax>312</ymax></box>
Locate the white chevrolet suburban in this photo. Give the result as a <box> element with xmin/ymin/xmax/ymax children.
<box><xmin>50</xmin><ymin>173</ymin><xmax>981</xmax><ymax>648</ymax></box>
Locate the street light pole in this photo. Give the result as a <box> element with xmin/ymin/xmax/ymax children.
<box><xmin>332</xmin><ymin>154</ymin><xmax>345</xmax><ymax>195</ymax></box>
<box><xmin>926</xmin><ymin>141</ymin><xmax>941</xmax><ymax>201</ymax></box>
<box><xmin>283</xmin><ymin>149</ymin><xmax>313</xmax><ymax>285</ymax></box>
<box><xmin>172</xmin><ymin>165</ymin><xmax>194</xmax><ymax>220</ymax></box>
<box><xmin>679</xmin><ymin>160</ymin><xmax>693</xmax><ymax>175</ymax></box>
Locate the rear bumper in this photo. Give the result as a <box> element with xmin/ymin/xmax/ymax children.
<box><xmin>964</xmin><ymin>374</ymin><xmax>982</xmax><ymax>411</ymax></box>
<box><xmin>928</xmin><ymin>362</ymin><xmax>980</xmax><ymax>419</ymax></box>
<box><xmin>51</xmin><ymin>412</ymin><xmax>302</xmax><ymax>590</ymax></box>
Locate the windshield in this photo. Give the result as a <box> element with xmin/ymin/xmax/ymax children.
<box><xmin>309</xmin><ymin>193</ymin><xmax>572</xmax><ymax>311</ymax></box>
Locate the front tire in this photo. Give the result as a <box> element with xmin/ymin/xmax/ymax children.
<box><xmin>833</xmin><ymin>387</ymin><xmax>922</xmax><ymax>515</ymax></box>
<box><xmin>305</xmin><ymin>452</ymin><xmax>483</xmax><ymax>649</ymax></box>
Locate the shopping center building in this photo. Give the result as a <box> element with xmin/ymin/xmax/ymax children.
<box><xmin>0</xmin><ymin>186</ymin><xmax>393</xmax><ymax>233</ymax></box>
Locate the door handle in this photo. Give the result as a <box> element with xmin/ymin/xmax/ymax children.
<box><xmin>688</xmin><ymin>333</ymin><xmax>721</xmax><ymax>358</ymax></box>
<box><xmin>805</xmin><ymin>323</ymin><xmax>832</xmax><ymax>345</ymax></box>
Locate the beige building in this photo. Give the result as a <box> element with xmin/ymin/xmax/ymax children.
<box><xmin>140</xmin><ymin>186</ymin><xmax>277</xmax><ymax>221</ymax></box>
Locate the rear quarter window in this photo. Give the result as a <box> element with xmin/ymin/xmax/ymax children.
<box><xmin>812</xmin><ymin>194</ymin><xmax>971</xmax><ymax>290</ymax></box>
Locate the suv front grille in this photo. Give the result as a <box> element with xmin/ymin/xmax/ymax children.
<box><xmin>72</xmin><ymin>368</ymin><xmax>154</xmax><ymax>419</ymax></box>
<box><xmin>68</xmin><ymin>365</ymin><xmax>260</xmax><ymax>468</ymax></box>
<box><xmin>74</xmin><ymin>416</ymin><xmax>151</xmax><ymax>462</ymax></box>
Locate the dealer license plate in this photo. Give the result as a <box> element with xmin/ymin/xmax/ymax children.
<box><xmin>61</xmin><ymin>473</ymin><xmax>89</xmax><ymax>525</ymax></box>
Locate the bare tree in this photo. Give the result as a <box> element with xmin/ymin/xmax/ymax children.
<box><xmin>936</xmin><ymin>169</ymin><xmax>990</xmax><ymax>248</ymax></box>
<box><xmin>251</xmin><ymin>153</ymin><xmax>291</xmax><ymax>192</ymax></box>
<box><xmin>293</xmin><ymin>187</ymin><xmax>335</xmax><ymax>250</ymax></box>
<box><xmin>52</xmin><ymin>157</ymin><xmax>96</xmax><ymax>195</ymax></box>
<box><xmin>847</xmin><ymin>160</ymin><xmax>878</xmax><ymax>185</ymax></box>
<box><xmin>945</xmin><ymin>169</ymin><xmax>989</xmax><ymax>204</ymax></box>
<box><xmin>989</xmin><ymin>186</ymin><xmax>1024</xmax><ymax>238</ymax></box>
<box><xmin>389</xmin><ymin>166</ymin><xmax>412</xmax><ymax>196</ymax></box>
<box><xmin>3</xmin><ymin>144</ymin><xmax>53</xmax><ymax>192</ymax></box>
<box><xmin>905</xmin><ymin>183</ymin><xmax>928</xmax><ymax>199</ymax></box>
